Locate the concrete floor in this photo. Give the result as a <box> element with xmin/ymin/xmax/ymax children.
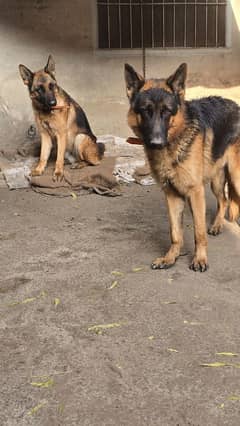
<box><xmin>0</xmin><ymin>184</ymin><xmax>240</xmax><ymax>426</ymax></box>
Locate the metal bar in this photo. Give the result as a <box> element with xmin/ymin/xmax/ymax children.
<box><xmin>184</xmin><ymin>0</ymin><xmax>187</xmax><ymax>47</ymax></box>
<box><xmin>173</xmin><ymin>1</ymin><xmax>176</xmax><ymax>48</ymax></box>
<box><xmin>152</xmin><ymin>0</ymin><xmax>154</xmax><ymax>48</ymax></box>
<box><xmin>119</xmin><ymin>0</ymin><xmax>122</xmax><ymax>48</ymax></box>
<box><xmin>107</xmin><ymin>0</ymin><xmax>110</xmax><ymax>48</ymax></box>
<box><xmin>163</xmin><ymin>0</ymin><xmax>165</xmax><ymax>48</ymax></box>
<box><xmin>205</xmin><ymin>0</ymin><xmax>208</xmax><ymax>47</ymax></box>
<box><xmin>140</xmin><ymin>0</ymin><xmax>146</xmax><ymax>77</ymax></box>
<box><xmin>130</xmin><ymin>0</ymin><xmax>133</xmax><ymax>48</ymax></box>
<box><xmin>216</xmin><ymin>0</ymin><xmax>218</xmax><ymax>46</ymax></box>
<box><xmin>195</xmin><ymin>0</ymin><xmax>197</xmax><ymax>48</ymax></box>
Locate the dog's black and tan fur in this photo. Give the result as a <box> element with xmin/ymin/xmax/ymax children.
<box><xmin>19</xmin><ymin>55</ymin><xmax>102</xmax><ymax>179</ymax></box>
<box><xmin>125</xmin><ymin>63</ymin><xmax>240</xmax><ymax>272</ymax></box>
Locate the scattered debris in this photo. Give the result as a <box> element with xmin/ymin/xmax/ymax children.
<box><xmin>8</xmin><ymin>291</ymin><xmax>47</xmax><ymax>307</ymax></box>
<box><xmin>58</xmin><ymin>403</ymin><xmax>65</xmax><ymax>414</ymax></box>
<box><xmin>8</xmin><ymin>297</ymin><xmax>37</xmax><ymax>306</ymax></box>
<box><xmin>111</xmin><ymin>271</ymin><xmax>124</xmax><ymax>277</ymax></box>
<box><xmin>70</xmin><ymin>192</ymin><xmax>77</xmax><ymax>200</ymax></box>
<box><xmin>88</xmin><ymin>322</ymin><xmax>123</xmax><ymax>334</ymax></box>
<box><xmin>108</xmin><ymin>280</ymin><xmax>118</xmax><ymax>290</ymax></box>
<box><xmin>216</xmin><ymin>352</ymin><xmax>238</xmax><ymax>357</ymax></box>
<box><xmin>132</xmin><ymin>267</ymin><xmax>144</xmax><ymax>272</ymax></box>
<box><xmin>30</xmin><ymin>378</ymin><xmax>54</xmax><ymax>388</ymax></box>
<box><xmin>228</xmin><ymin>395</ymin><xmax>240</xmax><ymax>401</ymax></box>
<box><xmin>54</xmin><ymin>298</ymin><xmax>61</xmax><ymax>307</ymax></box>
<box><xmin>183</xmin><ymin>320</ymin><xmax>201</xmax><ymax>325</ymax></box>
<box><xmin>200</xmin><ymin>362</ymin><xmax>230</xmax><ymax>368</ymax></box>
<box><xmin>167</xmin><ymin>348</ymin><xmax>179</xmax><ymax>353</ymax></box>
<box><xmin>28</xmin><ymin>401</ymin><xmax>47</xmax><ymax>416</ymax></box>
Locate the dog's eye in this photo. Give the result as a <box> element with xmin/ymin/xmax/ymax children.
<box><xmin>163</xmin><ymin>109</ymin><xmax>172</xmax><ymax>118</ymax></box>
<box><xmin>36</xmin><ymin>85</ymin><xmax>45</xmax><ymax>94</ymax></box>
<box><xmin>142</xmin><ymin>105</ymin><xmax>153</xmax><ymax>118</ymax></box>
<box><xmin>141</xmin><ymin>105</ymin><xmax>153</xmax><ymax>118</ymax></box>
<box><xmin>49</xmin><ymin>83</ymin><xmax>55</xmax><ymax>90</ymax></box>
<box><xmin>147</xmin><ymin>106</ymin><xmax>153</xmax><ymax>118</ymax></box>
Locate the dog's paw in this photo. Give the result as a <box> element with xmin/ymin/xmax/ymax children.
<box><xmin>189</xmin><ymin>256</ymin><xmax>208</xmax><ymax>272</ymax></box>
<box><xmin>53</xmin><ymin>167</ymin><xmax>64</xmax><ymax>182</ymax></box>
<box><xmin>151</xmin><ymin>257</ymin><xmax>175</xmax><ymax>270</ymax></box>
<box><xmin>70</xmin><ymin>162</ymin><xmax>87</xmax><ymax>170</ymax></box>
<box><xmin>208</xmin><ymin>224</ymin><xmax>223</xmax><ymax>236</ymax></box>
<box><xmin>31</xmin><ymin>167</ymin><xmax>44</xmax><ymax>177</ymax></box>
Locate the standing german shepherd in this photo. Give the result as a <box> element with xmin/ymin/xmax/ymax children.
<box><xmin>19</xmin><ymin>55</ymin><xmax>102</xmax><ymax>179</ymax></box>
<box><xmin>125</xmin><ymin>63</ymin><xmax>240</xmax><ymax>272</ymax></box>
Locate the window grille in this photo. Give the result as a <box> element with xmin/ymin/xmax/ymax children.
<box><xmin>97</xmin><ymin>0</ymin><xmax>227</xmax><ymax>48</ymax></box>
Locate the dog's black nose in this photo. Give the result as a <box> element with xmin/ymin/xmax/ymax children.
<box><xmin>49</xmin><ymin>99</ymin><xmax>57</xmax><ymax>107</ymax></box>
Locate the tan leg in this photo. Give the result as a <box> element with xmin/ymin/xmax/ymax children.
<box><xmin>31</xmin><ymin>132</ymin><xmax>52</xmax><ymax>176</ymax></box>
<box><xmin>188</xmin><ymin>185</ymin><xmax>208</xmax><ymax>272</ymax></box>
<box><xmin>152</xmin><ymin>188</ymin><xmax>185</xmax><ymax>269</ymax></box>
<box><xmin>53</xmin><ymin>132</ymin><xmax>67</xmax><ymax>180</ymax></box>
<box><xmin>208</xmin><ymin>173</ymin><xmax>228</xmax><ymax>236</ymax></box>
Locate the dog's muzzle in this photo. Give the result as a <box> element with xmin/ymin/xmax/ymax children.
<box><xmin>149</xmin><ymin>137</ymin><xmax>167</xmax><ymax>148</ymax></box>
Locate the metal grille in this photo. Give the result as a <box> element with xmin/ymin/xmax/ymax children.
<box><xmin>97</xmin><ymin>0</ymin><xmax>227</xmax><ymax>48</ymax></box>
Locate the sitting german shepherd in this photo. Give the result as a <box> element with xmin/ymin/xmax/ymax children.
<box><xmin>125</xmin><ymin>63</ymin><xmax>240</xmax><ymax>272</ymax></box>
<box><xmin>19</xmin><ymin>55</ymin><xmax>102</xmax><ymax>179</ymax></box>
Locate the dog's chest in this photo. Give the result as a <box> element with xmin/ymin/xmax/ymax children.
<box><xmin>147</xmin><ymin>149</ymin><xmax>178</xmax><ymax>188</ymax></box>
<box><xmin>146</xmin><ymin>142</ymin><xmax>202</xmax><ymax>195</ymax></box>
<box><xmin>36</xmin><ymin>110</ymin><xmax>67</xmax><ymax>138</ymax></box>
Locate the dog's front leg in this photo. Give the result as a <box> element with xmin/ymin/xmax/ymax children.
<box><xmin>32</xmin><ymin>131</ymin><xmax>52</xmax><ymax>176</ymax></box>
<box><xmin>188</xmin><ymin>185</ymin><xmax>208</xmax><ymax>272</ymax></box>
<box><xmin>152</xmin><ymin>188</ymin><xmax>185</xmax><ymax>269</ymax></box>
<box><xmin>53</xmin><ymin>131</ymin><xmax>67</xmax><ymax>181</ymax></box>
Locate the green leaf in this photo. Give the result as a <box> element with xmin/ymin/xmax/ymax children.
<box><xmin>58</xmin><ymin>403</ymin><xmax>64</xmax><ymax>414</ymax></box>
<box><xmin>54</xmin><ymin>298</ymin><xmax>61</xmax><ymax>306</ymax></box>
<box><xmin>108</xmin><ymin>280</ymin><xmax>118</xmax><ymax>290</ymax></box>
<box><xmin>71</xmin><ymin>192</ymin><xmax>77</xmax><ymax>200</ymax></box>
<box><xmin>111</xmin><ymin>271</ymin><xmax>124</xmax><ymax>277</ymax></box>
<box><xmin>228</xmin><ymin>395</ymin><xmax>240</xmax><ymax>401</ymax></box>
<box><xmin>148</xmin><ymin>335</ymin><xmax>155</xmax><ymax>340</ymax></box>
<box><xmin>167</xmin><ymin>348</ymin><xmax>179</xmax><ymax>353</ymax></box>
<box><xmin>88</xmin><ymin>322</ymin><xmax>122</xmax><ymax>334</ymax></box>
<box><xmin>132</xmin><ymin>267</ymin><xmax>144</xmax><ymax>272</ymax></box>
<box><xmin>200</xmin><ymin>362</ymin><xmax>230</xmax><ymax>368</ymax></box>
<box><xmin>184</xmin><ymin>320</ymin><xmax>201</xmax><ymax>325</ymax></box>
<box><xmin>216</xmin><ymin>352</ymin><xmax>238</xmax><ymax>357</ymax></box>
<box><xmin>28</xmin><ymin>401</ymin><xmax>47</xmax><ymax>415</ymax></box>
<box><xmin>30</xmin><ymin>378</ymin><xmax>54</xmax><ymax>388</ymax></box>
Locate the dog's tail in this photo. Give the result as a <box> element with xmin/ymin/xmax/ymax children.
<box><xmin>227</xmin><ymin>143</ymin><xmax>240</xmax><ymax>222</ymax></box>
<box><xmin>97</xmin><ymin>142</ymin><xmax>105</xmax><ymax>160</ymax></box>
<box><xmin>228</xmin><ymin>182</ymin><xmax>240</xmax><ymax>221</ymax></box>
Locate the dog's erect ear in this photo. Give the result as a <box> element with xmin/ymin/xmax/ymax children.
<box><xmin>44</xmin><ymin>55</ymin><xmax>55</xmax><ymax>77</ymax></box>
<box><xmin>124</xmin><ymin>63</ymin><xmax>145</xmax><ymax>99</ymax></box>
<box><xmin>19</xmin><ymin>64</ymin><xmax>34</xmax><ymax>86</ymax></box>
<box><xmin>166</xmin><ymin>63</ymin><xmax>187</xmax><ymax>96</ymax></box>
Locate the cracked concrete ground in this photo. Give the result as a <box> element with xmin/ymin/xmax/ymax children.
<box><xmin>0</xmin><ymin>183</ymin><xmax>240</xmax><ymax>426</ymax></box>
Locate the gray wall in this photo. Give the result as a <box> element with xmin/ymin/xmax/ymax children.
<box><xmin>0</xmin><ymin>0</ymin><xmax>239</xmax><ymax>152</ymax></box>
